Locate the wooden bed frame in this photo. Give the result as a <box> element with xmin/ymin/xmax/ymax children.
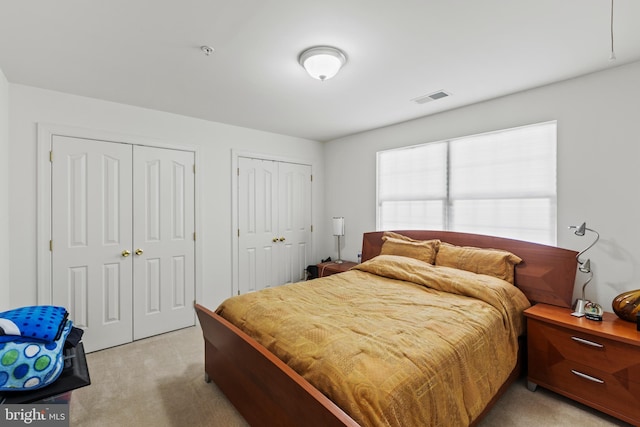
<box><xmin>195</xmin><ymin>231</ymin><xmax>578</xmax><ymax>427</ymax></box>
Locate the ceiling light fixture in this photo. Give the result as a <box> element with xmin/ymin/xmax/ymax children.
<box><xmin>609</xmin><ymin>0</ymin><xmax>616</xmax><ymax>61</ymax></box>
<box><xmin>298</xmin><ymin>46</ymin><xmax>347</xmax><ymax>81</ymax></box>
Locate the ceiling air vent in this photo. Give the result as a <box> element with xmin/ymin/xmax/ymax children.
<box><xmin>412</xmin><ymin>90</ymin><xmax>451</xmax><ymax>104</ymax></box>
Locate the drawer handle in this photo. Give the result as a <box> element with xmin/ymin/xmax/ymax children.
<box><xmin>571</xmin><ymin>336</ymin><xmax>604</xmax><ymax>348</ymax></box>
<box><xmin>571</xmin><ymin>369</ymin><xmax>605</xmax><ymax>384</ymax></box>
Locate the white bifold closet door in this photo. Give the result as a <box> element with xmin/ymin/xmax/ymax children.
<box><xmin>51</xmin><ymin>136</ymin><xmax>195</xmax><ymax>352</ymax></box>
<box><xmin>237</xmin><ymin>157</ymin><xmax>311</xmax><ymax>295</ymax></box>
<box><xmin>132</xmin><ymin>145</ymin><xmax>195</xmax><ymax>340</ymax></box>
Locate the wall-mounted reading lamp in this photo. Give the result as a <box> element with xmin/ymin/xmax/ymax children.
<box><xmin>568</xmin><ymin>222</ymin><xmax>600</xmax><ymax>317</ymax></box>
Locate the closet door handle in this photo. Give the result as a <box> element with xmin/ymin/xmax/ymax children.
<box><xmin>279</xmin><ymin>237</ymin><xmax>286</xmax><ymax>242</ymax></box>
<box><xmin>272</xmin><ymin>237</ymin><xmax>278</xmax><ymax>243</ymax></box>
<box><xmin>135</xmin><ymin>248</ymin><xmax>144</xmax><ymax>256</ymax></box>
<box><xmin>122</xmin><ymin>250</ymin><xmax>131</xmax><ymax>257</ymax></box>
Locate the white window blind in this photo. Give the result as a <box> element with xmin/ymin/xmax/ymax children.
<box><xmin>377</xmin><ymin>121</ymin><xmax>557</xmax><ymax>245</ymax></box>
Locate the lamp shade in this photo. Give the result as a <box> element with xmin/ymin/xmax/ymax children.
<box><xmin>299</xmin><ymin>46</ymin><xmax>346</xmax><ymax>81</ymax></box>
<box><xmin>569</xmin><ymin>222</ymin><xmax>599</xmax><ymax>264</ymax></box>
<box><xmin>332</xmin><ymin>217</ymin><xmax>345</xmax><ymax>236</ymax></box>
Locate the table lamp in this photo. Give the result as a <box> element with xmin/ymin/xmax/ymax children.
<box><xmin>332</xmin><ymin>217</ymin><xmax>345</xmax><ymax>264</ymax></box>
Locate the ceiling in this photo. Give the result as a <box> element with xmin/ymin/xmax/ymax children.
<box><xmin>1</xmin><ymin>1</ymin><xmax>639</xmax><ymax>142</ymax></box>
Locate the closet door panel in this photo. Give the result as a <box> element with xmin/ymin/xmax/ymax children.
<box><xmin>278</xmin><ymin>162</ymin><xmax>312</xmax><ymax>285</ymax></box>
<box><xmin>237</xmin><ymin>158</ymin><xmax>312</xmax><ymax>294</ymax></box>
<box><xmin>51</xmin><ymin>136</ymin><xmax>133</xmax><ymax>353</ymax></box>
<box><xmin>133</xmin><ymin>146</ymin><xmax>195</xmax><ymax>340</ymax></box>
<box><xmin>237</xmin><ymin>157</ymin><xmax>279</xmax><ymax>293</ymax></box>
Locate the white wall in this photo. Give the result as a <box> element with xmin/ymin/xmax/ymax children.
<box><xmin>8</xmin><ymin>84</ymin><xmax>325</xmax><ymax>310</ymax></box>
<box><xmin>324</xmin><ymin>60</ymin><xmax>640</xmax><ymax>312</ymax></box>
<box><xmin>0</xmin><ymin>69</ymin><xmax>9</xmax><ymax>311</ymax></box>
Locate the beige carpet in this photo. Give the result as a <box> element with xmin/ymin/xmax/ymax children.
<box><xmin>70</xmin><ymin>326</ymin><xmax>631</xmax><ymax>427</ymax></box>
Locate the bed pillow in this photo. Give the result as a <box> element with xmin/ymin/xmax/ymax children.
<box><xmin>380</xmin><ymin>233</ymin><xmax>440</xmax><ymax>264</ymax></box>
<box><xmin>382</xmin><ymin>231</ymin><xmax>419</xmax><ymax>242</ymax></box>
<box><xmin>435</xmin><ymin>242</ymin><xmax>522</xmax><ymax>284</ymax></box>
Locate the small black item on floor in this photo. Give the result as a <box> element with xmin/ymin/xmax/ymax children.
<box><xmin>306</xmin><ymin>265</ymin><xmax>318</xmax><ymax>280</ymax></box>
<box><xmin>306</xmin><ymin>257</ymin><xmax>332</xmax><ymax>280</ymax></box>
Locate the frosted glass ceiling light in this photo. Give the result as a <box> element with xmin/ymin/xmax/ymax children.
<box><xmin>299</xmin><ymin>46</ymin><xmax>347</xmax><ymax>81</ymax></box>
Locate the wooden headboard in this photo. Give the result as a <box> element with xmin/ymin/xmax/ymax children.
<box><xmin>362</xmin><ymin>230</ymin><xmax>578</xmax><ymax>308</ymax></box>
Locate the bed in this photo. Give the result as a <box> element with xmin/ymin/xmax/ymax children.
<box><xmin>195</xmin><ymin>230</ymin><xmax>578</xmax><ymax>426</ymax></box>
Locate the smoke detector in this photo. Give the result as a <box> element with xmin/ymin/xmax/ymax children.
<box><xmin>201</xmin><ymin>45</ymin><xmax>214</xmax><ymax>56</ymax></box>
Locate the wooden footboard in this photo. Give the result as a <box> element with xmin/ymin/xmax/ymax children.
<box><xmin>195</xmin><ymin>303</ymin><xmax>359</xmax><ymax>427</ymax></box>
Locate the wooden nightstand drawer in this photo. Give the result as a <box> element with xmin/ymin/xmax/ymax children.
<box><xmin>531</xmin><ymin>356</ymin><xmax>640</xmax><ymax>423</ymax></box>
<box><xmin>528</xmin><ymin>319</ymin><xmax>640</xmax><ymax>383</ymax></box>
<box><xmin>525</xmin><ymin>303</ymin><xmax>640</xmax><ymax>425</ymax></box>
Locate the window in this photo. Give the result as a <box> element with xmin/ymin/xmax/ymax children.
<box><xmin>377</xmin><ymin>121</ymin><xmax>557</xmax><ymax>245</ymax></box>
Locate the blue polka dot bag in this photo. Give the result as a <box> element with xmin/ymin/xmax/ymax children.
<box><xmin>0</xmin><ymin>306</ymin><xmax>72</xmax><ymax>391</ymax></box>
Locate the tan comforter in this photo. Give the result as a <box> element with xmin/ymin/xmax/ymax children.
<box><xmin>216</xmin><ymin>254</ymin><xmax>531</xmax><ymax>426</ymax></box>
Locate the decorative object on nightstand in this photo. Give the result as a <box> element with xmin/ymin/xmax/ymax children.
<box><xmin>583</xmin><ymin>301</ymin><xmax>603</xmax><ymax>321</ymax></box>
<box><xmin>612</xmin><ymin>288</ymin><xmax>640</xmax><ymax>323</ymax></box>
<box><xmin>332</xmin><ymin>216</ymin><xmax>345</xmax><ymax>264</ymax></box>
<box><xmin>568</xmin><ymin>222</ymin><xmax>599</xmax><ymax>317</ymax></box>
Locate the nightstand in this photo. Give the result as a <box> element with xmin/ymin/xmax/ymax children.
<box><xmin>525</xmin><ymin>303</ymin><xmax>640</xmax><ymax>425</ymax></box>
<box><xmin>317</xmin><ymin>261</ymin><xmax>357</xmax><ymax>278</ymax></box>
